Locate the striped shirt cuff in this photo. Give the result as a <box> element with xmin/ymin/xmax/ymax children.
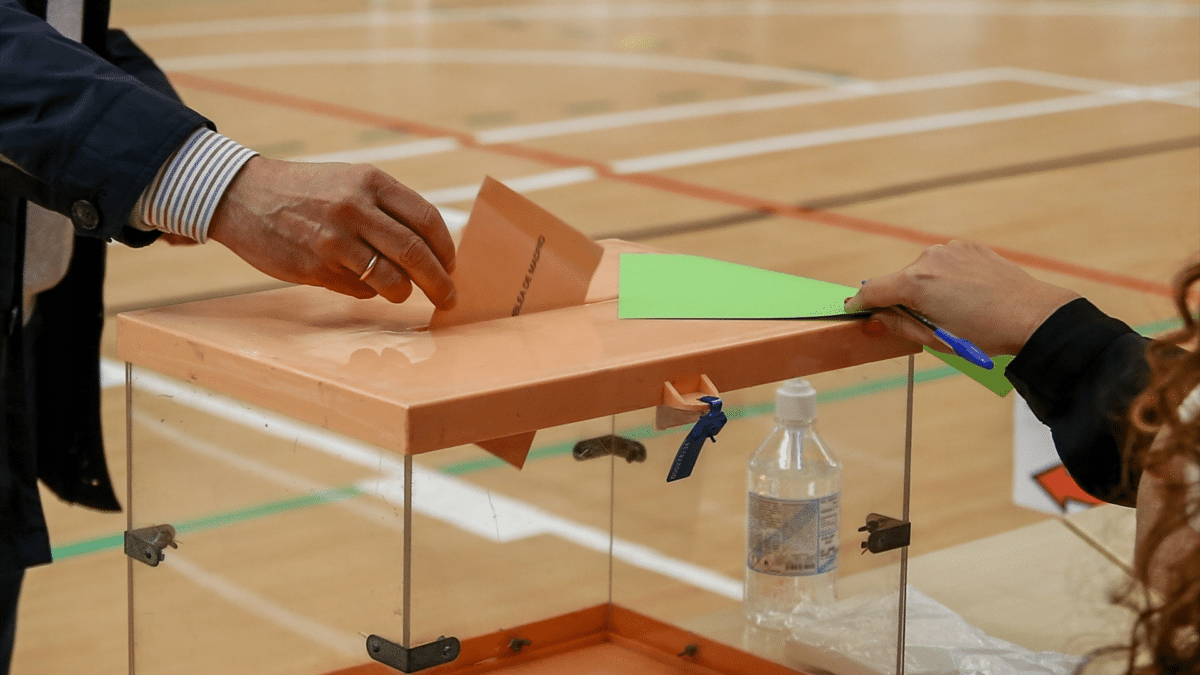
<box><xmin>133</xmin><ymin>128</ymin><xmax>258</xmax><ymax>243</ymax></box>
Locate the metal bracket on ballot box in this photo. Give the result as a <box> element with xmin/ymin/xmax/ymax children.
<box><xmin>366</xmin><ymin>634</ymin><xmax>460</xmax><ymax>672</ymax></box>
<box><xmin>572</xmin><ymin>435</ymin><xmax>647</xmax><ymax>463</ymax></box>
<box><xmin>124</xmin><ymin>524</ymin><xmax>178</xmax><ymax>567</ymax></box>
<box><xmin>858</xmin><ymin>513</ymin><xmax>912</xmax><ymax>554</ymax></box>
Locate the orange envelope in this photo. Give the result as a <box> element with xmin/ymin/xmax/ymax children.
<box><xmin>430</xmin><ymin>177</ymin><xmax>604</xmax><ymax>330</ymax></box>
<box><xmin>431</xmin><ymin>177</ymin><xmax>604</xmax><ymax>467</ymax></box>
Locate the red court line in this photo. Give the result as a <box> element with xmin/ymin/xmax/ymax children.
<box><xmin>169</xmin><ymin>71</ymin><xmax>1174</xmax><ymax>299</ymax></box>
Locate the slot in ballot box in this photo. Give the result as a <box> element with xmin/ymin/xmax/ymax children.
<box><xmin>117</xmin><ymin>240</ymin><xmax>918</xmax><ymax>675</ymax></box>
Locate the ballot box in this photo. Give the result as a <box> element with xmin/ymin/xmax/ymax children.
<box><xmin>117</xmin><ymin>238</ymin><xmax>918</xmax><ymax>675</ymax></box>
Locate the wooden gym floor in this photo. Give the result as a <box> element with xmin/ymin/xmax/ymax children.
<box><xmin>11</xmin><ymin>1</ymin><xmax>1200</xmax><ymax>673</ymax></box>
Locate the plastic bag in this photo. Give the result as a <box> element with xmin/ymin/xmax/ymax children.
<box><xmin>784</xmin><ymin>586</ymin><xmax>1084</xmax><ymax>675</ymax></box>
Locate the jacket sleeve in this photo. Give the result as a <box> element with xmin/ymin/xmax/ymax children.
<box><xmin>1005</xmin><ymin>298</ymin><xmax>1149</xmax><ymax>507</ymax></box>
<box><xmin>0</xmin><ymin>1</ymin><xmax>211</xmax><ymax>245</ymax></box>
<box><xmin>105</xmin><ymin>28</ymin><xmax>183</xmax><ymax>102</ymax></box>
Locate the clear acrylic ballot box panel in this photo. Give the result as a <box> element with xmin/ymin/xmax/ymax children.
<box><xmin>400</xmin><ymin>359</ymin><xmax>913</xmax><ymax>675</ymax></box>
<box><xmin>608</xmin><ymin>359</ymin><xmax>913</xmax><ymax>675</ymax></box>
<box><xmin>125</xmin><ymin>367</ymin><xmax>420</xmax><ymax>675</ymax></box>
<box><xmin>119</xmin><ymin>250</ymin><xmax>917</xmax><ymax>674</ymax></box>
<box><xmin>124</xmin><ymin>367</ymin><xmax>650</xmax><ymax>675</ymax></box>
<box><xmin>124</xmin><ymin>369</ymin><xmax>913</xmax><ymax>675</ymax></box>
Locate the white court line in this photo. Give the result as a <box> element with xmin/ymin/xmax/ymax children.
<box><xmin>153</xmin><ymin>47</ymin><xmax>1198</xmax><ymax>175</ymax></box>
<box><xmin>169</xmin><ymin>52</ymin><xmax>1188</xmax><ymax>205</ymax></box>
<box><xmin>473</xmin><ymin>67</ymin><xmax>1030</xmax><ymax>145</ymax></box>
<box><xmin>128</xmin><ymin>1</ymin><xmax>1200</xmax><ymax>40</ymax></box>
<box><xmin>1170</xmin><ymin>93</ymin><xmax>1200</xmax><ymax>108</ymax></box>
<box><xmin>996</xmin><ymin>68</ymin><xmax>1200</xmax><ymax>100</ymax></box>
<box><xmin>131</xmin><ymin>408</ymin><xmax>407</xmax><ymax>534</ymax></box>
<box><xmin>610</xmin><ymin>90</ymin><xmax>1136</xmax><ymax>174</ymax></box>
<box><xmin>154</xmin><ymin>47</ymin><xmax>1200</xmax><ymax>122</ymax></box>
<box><xmin>389</xmin><ymin>87</ymin><xmax>1195</xmax><ymax>204</ymax></box>
<box><xmin>418</xmin><ymin>182</ymin><xmax>502</xmax><ymax>207</ymax></box>
<box><xmin>291</xmin><ymin>136</ymin><xmax>460</xmax><ymax>164</ymax></box>
<box><xmin>164</xmin><ymin>554</ymin><xmax>364</xmax><ymax>658</ymax></box>
<box><xmin>419</xmin><ymin>167</ymin><xmax>599</xmax><ymax>205</ymax></box>
<box><xmin>155</xmin><ymin>48</ymin><xmax>858</xmax><ymax>88</ymax></box>
<box><xmin>112</xmin><ymin>359</ymin><xmax>744</xmax><ymax>600</ymax></box>
<box><xmin>439</xmin><ymin>207</ymin><xmax>469</xmax><ymax>233</ymax></box>
<box><xmin>374</xmin><ymin>473</ymin><xmax>743</xmax><ymax>599</ymax></box>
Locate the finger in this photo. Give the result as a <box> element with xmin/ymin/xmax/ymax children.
<box><xmin>845</xmin><ymin>272</ymin><xmax>912</xmax><ymax>313</ymax></box>
<box><xmin>373</xmin><ymin>175</ymin><xmax>457</xmax><ymax>273</ymax></box>
<box><xmin>308</xmin><ymin>250</ymin><xmax>378</xmax><ymax>300</ymax></box>
<box><xmin>323</xmin><ymin>272</ymin><xmax>380</xmax><ymax>300</ymax></box>
<box><xmin>362</xmin><ymin>221</ymin><xmax>457</xmax><ymax>309</ymax></box>
<box><xmin>357</xmin><ymin>255</ymin><xmax>415</xmax><ymax>304</ymax></box>
<box><xmin>873</xmin><ymin>310</ymin><xmax>952</xmax><ymax>355</ymax></box>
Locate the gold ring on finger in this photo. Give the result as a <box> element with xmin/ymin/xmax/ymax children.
<box><xmin>359</xmin><ymin>253</ymin><xmax>381</xmax><ymax>281</ymax></box>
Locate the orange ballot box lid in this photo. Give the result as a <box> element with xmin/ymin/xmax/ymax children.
<box><xmin>117</xmin><ymin>178</ymin><xmax>915</xmax><ymax>460</ymax></box>
<box><xmin>116</xmin><ymin>242</ymin><xmax>913</xmax><ymax>459</ymax></box>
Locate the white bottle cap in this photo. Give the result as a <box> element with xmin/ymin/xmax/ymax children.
<box><xmin>775</xmin><ymin>378</ymin><xmax>817</xmax><ymax>425</ymax></box>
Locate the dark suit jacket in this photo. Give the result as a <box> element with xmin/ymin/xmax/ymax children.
<box><xmin>0</xmin><ymin>0</ymin><xmax>211</xmax><ymax>570</ymax></box>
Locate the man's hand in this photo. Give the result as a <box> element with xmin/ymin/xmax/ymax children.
<box><xmin>207</xmin><ymin>157</ymin><xmax>457</xmax><ymax>308</ymax></box>
<box><xmin>158</xmin><ymin>233</ymin><xmax>199</xmax><ymax>246</ymax></box>
<box><xmin>845</xmin><ymin>240</ymin><xmax>1080</xmax><ymax>356</ymax></box>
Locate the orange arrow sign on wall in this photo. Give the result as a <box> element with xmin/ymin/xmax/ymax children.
<box><xmin>1034</xmin><ymin>464</ymin><xmax>1104</xmax><ymax>510</ymax></box>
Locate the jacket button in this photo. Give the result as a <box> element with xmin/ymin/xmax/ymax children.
<box><xmin>71</xmin><ymin>200</ymin><xmax>100</xmax><ymax>230</ymax></box>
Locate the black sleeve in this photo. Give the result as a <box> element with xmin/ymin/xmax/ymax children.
<box><xmin>1005</xmin><ymin>298</ymin><xmax>1148</xmax><ymax>507</ymax></box>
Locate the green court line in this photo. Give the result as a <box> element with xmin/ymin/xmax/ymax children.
<box><xmin>53</xmin><ymin>486</ymin><xmax>362</xmax><ymax>560</ymax></box>
<box><xmin>53</xmin><ymin>315</ymin><xmax>1183</xmax><ymax>561</ymax></box>
<box><xmin>1136</xmin><ymin>315</ymin><xmax>1184</xmax><ymax>337</ymax></box>
<box><xmin>53</xmin><ymin>534</ymin><xmax>124</xmax><ymax>561</ymax></box>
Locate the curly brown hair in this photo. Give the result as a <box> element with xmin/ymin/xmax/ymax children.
<box><xmin>1088</xmin><ymin>260</ymin><xmax>1200</xmax><ymax>674</ymax></box>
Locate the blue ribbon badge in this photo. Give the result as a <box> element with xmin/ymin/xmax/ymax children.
<box><xmin>666</xmin><ymin>396</ymin><xmax>727</xmax><ymax>482</ymax></box>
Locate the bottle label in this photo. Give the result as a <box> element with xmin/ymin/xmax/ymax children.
<box><xmin>746</xmin><ymin>492</ymin><xmax>839</xmax><ymax>577</ymax></box>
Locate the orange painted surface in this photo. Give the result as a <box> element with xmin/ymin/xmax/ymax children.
<box><xmin>117</xmin><ymin>239</ymin><xmax>916</xmax><ymax>457</ymax></box>
<box><xmin>322</xmin><ymin>604</ymin><xmax>809</xmax><ymax>675</ymax></box>
<box><xmin>448</xmin><ymin>642</ymin><xmax>712</xmax><ymax>675</ymax></box>
<box><xmin>326</xmin><ymin>644</ymin><xmax>705</xmax><ymax>675</ymax></box>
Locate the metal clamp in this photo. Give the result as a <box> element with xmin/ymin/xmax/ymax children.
<box><xmin>366</xmin><ymin>634</ymin><xmax>460</xmax><ymax>673</ymax></box>
<box><xmin>124</xmin><ymin>524</ymin><xmax>178</xmax><ymax>567</ymax></box>
<box><xmin>858</xmin><ymin>513</ymin><xmax>911</xmax><ymax>554</ymax></box>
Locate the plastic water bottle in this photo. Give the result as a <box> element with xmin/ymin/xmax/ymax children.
<box><xmin>744</xmin><ymin>378</ymin><xmax>841</xmax><ymax>629</ymax></box>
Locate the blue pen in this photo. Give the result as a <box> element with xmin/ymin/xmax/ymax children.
<box><xmin>894</xmin><ymin>305</ymin><xmax>994</xmax><ymax>370</ymax></box>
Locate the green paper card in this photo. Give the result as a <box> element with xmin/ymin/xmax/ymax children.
<box><xmin>617</xmin><ymin>253</ymin><xmax>1012</xmax><ymax>396</ymax></box>
<box><xmin>618</xmin><ymin>254</ymin><xmax>859</xmax><ymax>319</ymax></box>
<box><xmin>927</xmin><ymin>350</ymin><xmax>1015</xmax><ymax>397</ymax></box>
